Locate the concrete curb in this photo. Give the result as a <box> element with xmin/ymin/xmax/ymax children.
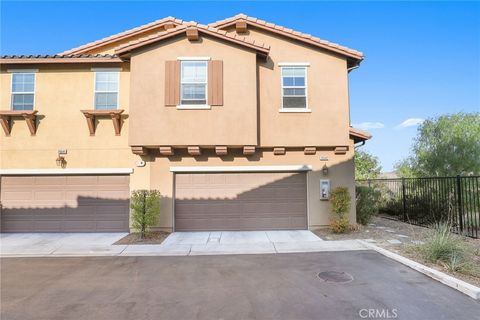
<box><xmin>357</xmin><ymin>240</ymin><xmax>480</xmax><ymax>300</ymax></box>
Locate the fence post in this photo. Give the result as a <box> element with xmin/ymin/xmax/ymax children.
<box><xmin>402</xmin><ymin>178</ymin><xmax>406</xmax><ymax>222</ymax></box>
<box><xmin>456</xmin><ymin>175</ymin><xmax>464</xmax><ymax>234</ymax></box>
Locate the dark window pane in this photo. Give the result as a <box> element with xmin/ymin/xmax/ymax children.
<box><xmin>283</xmin><ymin>96</ymin><xmax>307</xmax><ymax>109</ymax></box>
<box><xmin>180</xmin><ymin>99</ymin><xmax>207</xmax><ymax>105</ymax></box>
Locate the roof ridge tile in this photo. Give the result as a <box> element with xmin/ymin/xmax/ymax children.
<box><xmin>209</xmin><ymin>13</ymin><xmax>363</xmax><ymax>59</ymax></box>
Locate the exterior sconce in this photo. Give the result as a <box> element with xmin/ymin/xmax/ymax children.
<box><xmin>322</xmin><ymin>164</ymin><xmax>329</xmax><ymax>176</ymax></box>
<box><xmin>56</xmin><ymin>155</ymin><xmax>66</xmax><ymax>168</ymax></box>
<box><xmin>56</xmin><ymin>149</ymin><xmax>67</xmax><ymax>168</ymax></box>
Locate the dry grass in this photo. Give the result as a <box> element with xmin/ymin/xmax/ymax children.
<box><xmin>313</xmin><ymin>216</ymin><xmax>480</xmax><ymax>287</ymax></box>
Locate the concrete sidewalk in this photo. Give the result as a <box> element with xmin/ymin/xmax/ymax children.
<box><xmin>1</xmin><ymin>231</ymin><xmax>369</xmax><ymax>257</ymax></box>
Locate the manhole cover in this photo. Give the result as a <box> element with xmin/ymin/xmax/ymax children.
<box><xmin>318</xmin><ymin>271</ymin><xmax>353</xmax><ymax>283</ymax></box>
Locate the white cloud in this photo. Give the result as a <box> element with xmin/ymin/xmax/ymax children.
<box><xmin>352</xmin><ymin>122</ymin><xmax>385</xmax><ymax>130</ymax></box>
<box><xmin>395</xmin><ymin>118</ymin><xmax>425</xmax><ymax>129</ymax></box>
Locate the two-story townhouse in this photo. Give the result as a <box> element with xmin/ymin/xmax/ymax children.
<box><xmin>0</xmin><ymin>14</ymin><xmax>371</xmax><ymax>233</ymax></box>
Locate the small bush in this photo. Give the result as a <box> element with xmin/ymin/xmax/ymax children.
<box><xmin>131</xmin><ymin>190</ymin><xmax>161</xmax><ymax>239</ymax></box>
<box><xmin>329</xmin><ymin>187</ymin><xmax>352</xmax><ymax>233</ymax></box>
<box><xmin>330</xmin><ymin>217</ymin><xmax>350</xmax><ymax>234</ymax></box>
<box><xmin>355</xmin><ymin>186</ymin><xmax>381</xmax><ymax>225</ymax></box>
<box><xmin>421</xmin><ymin>223</ymin><xmax>463</xmax><ymax>263</ymax></box>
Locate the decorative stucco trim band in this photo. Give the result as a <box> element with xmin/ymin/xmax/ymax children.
<box><xmin>170</xmin><ymin>165</ymin><xmax>312</xmax><ymax>173</ymax></box>
<box><xmin>0</xmin><ymin>168</ymin><xmax>134</xmax><ymax>176</ymax></box>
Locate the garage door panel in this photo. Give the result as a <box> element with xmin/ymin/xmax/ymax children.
<box><xmin>1</xmin><ymin>176</ymin><xmax>34</xmax><ymax>186</ymax></box>
<box><xmin>2</xmin><ymin>220</ymin><xmax>33</xmax><ymax>232</ymax></box>
<box><xmin>2</xmin><ymin>191</ymin><xmax>33</xmax><ymax>202</ymax></box>
<box><xmin>1</xmin><ymin>175</ymin><xmax>130</xmax><ymax>233</ymax></box>
<box><xmin>175</xmin><ymin>172</ymin><xmax>307</xmax><ymax>231</ymax></box>
<box><xmin>34</xmin><ymin>220</ymin><xmax>63</xmax><ymax>231</ymax></box>
<box><xmin>34</xmin><ymin>190</ymin><xmax>65</xmax><ymax>201</ymax></box>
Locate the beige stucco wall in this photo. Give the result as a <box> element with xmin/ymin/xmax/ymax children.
<box><xmin>128</xmin><ymin>35</ymin><xmax>258</xmax><ymax>147</ymax></box>
<box><xmin>0</xmin><ymin>64</ymin><xmax>135</xmax><ymax>170</ymax></box>
<box><xmin>242</xmin><ymin>27</ymin><xmax>351</xmax><ymax>147</ymax></box>
<box><xmin>145</xmin><ymin>141</ymin><xmax>356</xmax><ymax>231</ymax></box>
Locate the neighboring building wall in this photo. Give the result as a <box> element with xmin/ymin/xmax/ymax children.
<box><xmin>0</xmin><ymin>64</ymin><xmax>134</xmax><ymax>170</ymax></box>
<box><xmin>128</xmin><ymin>36</ymin><xmax>258</xmax><ymax>147</ymax></box>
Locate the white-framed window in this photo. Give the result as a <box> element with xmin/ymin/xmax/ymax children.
<box><xmin>94</xmin><ymin>71</ymin><xmax>119</xmax><ymax>110</ymax></box>
<box><xmin>11</xmin><ymin>72</ymin><xmax>35</xmax><ymax>111</ymax></box>
<box><xmin>180</xmin><ymin>60</ymin><xmax>208</xmax><ymax>106</ymax></box>
<box><xmin>281</xmin><ymin>66</ymin><xmax>308</xmax><ymax>110</ymax></box>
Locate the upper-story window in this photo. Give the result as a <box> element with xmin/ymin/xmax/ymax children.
<box><xmin>94</xmin><ymin>71</ymin><xmax>119</xmax><ymax>110</ymax></box>
<box><xmin>11</xmin><ymin>72</ymin><xmax>35</xmax><ymax>111</ymax></box>
<box><xmin>180</xmin><ymin>61</ymin><xmax>207</xmax><ymax>106</ymax></box>
<box><xmin>281</xmin><ymin>66</ymin><xmax>308</xmax><ymax>110</ymax></box>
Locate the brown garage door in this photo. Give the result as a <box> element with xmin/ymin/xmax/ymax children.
<box><xmin>174</xmin><ymin>172</ymin><xmax>307</xmax><ymax>231</ymax></box>
<box><xmin>0</xmin><ymin>175</ymin><xmax>130</xmax><ymax>232</ymax></box>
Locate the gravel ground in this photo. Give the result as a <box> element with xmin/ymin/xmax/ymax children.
<box><xmin>313</xmin><ymin>216</ymin><xmax>480</xmax><ymax>287</ymax></box>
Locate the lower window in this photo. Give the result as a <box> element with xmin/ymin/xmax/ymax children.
<box><xmin>281</xmin><ymin>66</ymin><xmax>307</xmax><ymax>109</ymax></box>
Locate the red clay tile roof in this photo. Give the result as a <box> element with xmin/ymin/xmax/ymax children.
<box><xmin>349</xmin><ymin>127</ymin><xmax>372</xmax><ymax>143</ymax></box>
<box><xmin>0</xmin><ymin>54</ymin><xmax>122</xmax><ymax>64</ymax></box>
<box><xmin>115</xmin><ymin>22</ymin><xmax>270</xmax><ymax>56</ymax></box>
<box><xmin>59</xmin><ymin>17</ymin><xmax>183</xmax><ymax>55</ymax></box>
<box><xmin>210</xmin><ymin>13</ymin><xmax>363</xmax><ymax>62</ymax></box>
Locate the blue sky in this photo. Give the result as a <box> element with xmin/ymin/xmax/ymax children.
<box><xmin>2</xmin><ymin>1</ymin><xmax>479</xmax><ymax>171</ymax></box>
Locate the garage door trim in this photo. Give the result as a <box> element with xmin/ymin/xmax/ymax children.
<box><xmin>170</xmin><ymin>165</ymin><xmax>312</xmax><ymax>173</ymax></box>
<box><xmin>0</xmin><ymin>168</ymin><xmax>134</xmax><ymax>176</ymax></box>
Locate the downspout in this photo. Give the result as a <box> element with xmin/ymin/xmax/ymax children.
<box><xmin>347</xmin><ymin>65</ymin><xmax>359</xmax><ymax>73</ymax></box>
<box><xmin>354</xmin><ymin>141</ymin><xmax>366</xmax><ymax>149</ymax></box>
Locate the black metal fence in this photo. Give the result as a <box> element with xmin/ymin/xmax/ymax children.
<box><xmin>356</xmin><ymin>176</ymin><xmax>480</xmax><ymax>238</ymax></box>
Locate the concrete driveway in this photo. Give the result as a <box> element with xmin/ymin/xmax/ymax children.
<box><xmin>1</xmin><ymin>251</ymin><xmax>478</xmax><ymax>320</ymax></box>
<box><xmin>1</xmin><ymin>231</ymin><xmax>367</xmax><ymax>257</ymax></box>
<box><xmin>0</xmin><ymin>233</ymin><xmax>127</xmax><ymax>256</ymax></box>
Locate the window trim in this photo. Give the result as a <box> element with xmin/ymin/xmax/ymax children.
<box><xmin>94</xmin><ymin>70</ymin><xmax>120</xmax><ymax>110</ymax></box>
<box><xmin>178</xmin><ymin>60</ymin><xmax>209</xmax><ymax>109</ymax></box>
<box><xmin>10</xmin><ymin>71</ymin><xmax>36</xmax><ymax>111</ymax></box>
<box><xmin>279</xmin><ymin>65</ymin><xmax>309</xmax><ymax>112</ymax></box>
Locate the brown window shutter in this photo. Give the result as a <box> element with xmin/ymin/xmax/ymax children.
<box><xmin>208</xmin><ymin>60</ymin><xmax>223</xmax><ymax>106</ymax></box>
<box><xmin>165</xmin><ymin>60</ymin><xmax>180</xmax><ymax>106</ymax></box>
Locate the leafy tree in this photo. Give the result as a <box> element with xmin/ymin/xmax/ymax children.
<box><xmin>394</xmin><ymin>159</ymin><xmax>415</xmax><ymax>178</ymax></box>
<box><xmin>355</xmin><ymin>149</ymin><xmax>382</xmax><ymax>180</ymax></box>
<box><xmin>131</xmin><ymin>190</ymin><xmax>161</xmax><ymax>238</ymax></box>
<box><xmin>400</xmin><ymin>113</ymin><xmax>480</xmax><ymax>177</ymax></box>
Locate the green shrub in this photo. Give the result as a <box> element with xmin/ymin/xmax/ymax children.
<box><xmin>131</xmin><ymin>189</ymin><xmax>161</xmax><ymax>239</ymax></box>
<box><xmin>329</xmin><ymin>187</ymin><xmax>352</xmax><ymax>233</ymax></box>
<box><xmin>330</xmin><ymin>217</ymin><xmax>350</xmax><ymax>234</ymax></box>
<box><xmin>355</xmin><ymin>186</ymin><xmax>381</xmax><ymax>225</ymax></box>
<box><xmin>330</xmin><ymin>187</ymin><xmax>351</xmax><ymax>218</ymax></box>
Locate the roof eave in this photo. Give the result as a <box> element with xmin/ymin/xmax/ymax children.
<box><xmin>212</xmin><ymin>18</ymin><xmax>363</xmax><ymax>62</ymax></box>
<box><xmin>0</xmin><ymin>57</ymin><xmax>124</xmax><ymax>65</ymax></box>
<box><xmin>349</xmin><ymin>127</ymin><xmax>372</xmax><ymax>143</ymax></box>
<box><xmin>115</xmin><ymin>27</ymin><xmax>270</xmax><ymax>58</ymax></box>
<box><xmin>59</xmin><ymin>17</ymin><xmax>183</xmax><ymax>55</ymax></box>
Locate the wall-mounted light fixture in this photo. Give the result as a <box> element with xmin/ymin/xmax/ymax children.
<box><xmin>56</xmin><ymin>149</ymin><xmax>67</xmax><ymax>168</ymax></box>
<box><xmin>322</xmin><ymin>164</ymin><xmax>329</xmax><ymax>176</ymax></box>
<box><xmin>56</xmin><ymin>155</ymin><xmax>66</xmax><ymax>168</ymax></box>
